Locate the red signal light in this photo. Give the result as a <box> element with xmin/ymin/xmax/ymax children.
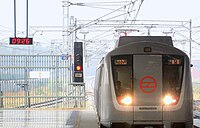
<box><xmin>76</xmin><ymin>66</ymin><xmax>82</xmax><ymax>71</ymax></box>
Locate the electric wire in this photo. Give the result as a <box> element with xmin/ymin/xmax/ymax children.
<box><xmin>76</xmin><ymin>2</ymin><xmax>133</xmax><ymax>30</ymax></box>
<box><xmin>85</xmin><ymin>4</ymin><xmax>137</xmax><ymax>41</ymax></box>
<box><xmin>70</xmin><ymin>1</ymin><xmax>130</xmax><ymax>6</ymax></box>
<box><xmin>130</xmin><ymin>0</ymin><xmax>144</xmax><ymax>24</ymax></box>
<box><xmin>85</xmin><ymin>0</ymin><xmax>143</xmax><ymax>41</ymax></box>
<box><xmin>79</xmin><ymin>5</ymin><xmax>125</xmax><ymax>12</ymax></box>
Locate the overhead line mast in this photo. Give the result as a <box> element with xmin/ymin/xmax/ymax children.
<box><xmin>62</xmin><ymin>0</ymin><xmax>70</xmax><ymax>53</ymax></box>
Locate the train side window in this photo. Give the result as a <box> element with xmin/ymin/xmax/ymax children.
<box><xmin>163</xmin><ymin>55</ymin><xmax>184</xmax><ymax>103</ymax></box>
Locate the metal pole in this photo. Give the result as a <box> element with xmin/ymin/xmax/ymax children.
<box><xmin>24</xmin><ymin>84</ymin><xmax>28</xmax><ymax>108</ymax></box>
<box><xmin>25</xmin><ymin>56</ymin><xmax>30</xmax><ymax>108</ymax></box>
<box><xmin>84</xmin><ymin>84</ymin><xmax>86</xmax><ymax>108</ymax></box>
<box><xmin>62</xmin><ymin>0</ymin><xmax>71</xmax><ymax>95</ymax></box>
<box><xmin>62</xmin><ymin>0</ymin><xmax>70</xmax><ymax>51</ymax></box>
<box><xmin>69</xmin><ymin>55</ymin><xmax>72</xmax><ymax>83</ymax></box>
<box><xmin>26</xmin><ymin>0</ymin><xmax>28</xmax><ymax>37</ymax></box>
<box><xmin>75</xmin><ymin>18</ymin><xmax>77</xmax><ymax>42</ymax></box>
<box><xmin>67</xmin><ymin>0</ymin><xmax>69</xmax><ymax>51</ymax></box>
<box><xmin>56</xmin><ymin>56</ymin><xmax>59</xmax><ymax>108</ymax></box>
<box><xmin>14</xmin><ymin>0</ymin><xmax>16</xmax><ymax>37</ymax></box>
<box><xmin>80</xmin><ymin>31</ymin><xmax>89</xmax><ymax>67</ymax></box>
<box><xmin>189</xmin><ymin>19</ymin><xmax>192</xmax><ymax>62</ymax></box>
<box><xmin>0</xmin><ymin>87</ymin><xmax>3</xmax><ymax>108</ymax></box>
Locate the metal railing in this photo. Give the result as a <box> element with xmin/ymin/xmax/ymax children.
<box><xmin>0</xmin><ymin>55</ymin><xmax>86</xmax><ymax>109</ymax></box>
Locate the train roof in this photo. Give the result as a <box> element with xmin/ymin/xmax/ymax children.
<box><xmin>116</xmin><ymin>36</ymin><xmax>173</xmax><ymax>47</ymax></box>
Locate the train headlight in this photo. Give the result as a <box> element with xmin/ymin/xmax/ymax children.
<box><xmin>120</xmin><ymin>95</ymin><xmax>133</xmax><ymax>106</ymax></box>
<box><xmin>163</xmin><ymin>95</ymin><xmax>177</xmax><ymax>105</ymax></box>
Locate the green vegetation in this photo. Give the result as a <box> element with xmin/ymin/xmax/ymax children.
<box><xmin>193</xmin><ymin>83</ymin><xmax>200</xmax><ymax>111</ymax></box>
<box><xmin>193</xmin><ymin>83</ymin><xmax>200</xmax><ymax>100</ymax></box>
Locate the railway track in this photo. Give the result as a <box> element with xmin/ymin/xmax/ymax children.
<box><xmin>17</xmin><ymin>97</ymin><xmax>64</xmax><ymax>108</ymax></box>
<box><xmin>194</xmin><ymin>111</ymin><xmax>200</xmax><ymax>128</ymax></box>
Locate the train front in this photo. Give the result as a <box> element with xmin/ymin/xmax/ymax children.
<box><xmin>104</xmin><ymin>37</ymin><xmax>193</xmax><ymax>128</ymax></box>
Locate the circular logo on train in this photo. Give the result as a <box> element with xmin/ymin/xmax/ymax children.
<box><xmin>139</xmin><ymin>76</ymin><xmax>157</xmax><ymax>94</ymax></box>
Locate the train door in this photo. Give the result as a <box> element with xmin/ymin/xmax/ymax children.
<box><xmin>133</xmin><ymin>55</ymin><xmax>163</xmax><ymax>123</ymax></box>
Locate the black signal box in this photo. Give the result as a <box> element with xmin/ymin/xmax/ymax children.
<box><xmin>74</xmin><ymin>42</ymin><xmax>84</xmax><ymax>82</ymax></box>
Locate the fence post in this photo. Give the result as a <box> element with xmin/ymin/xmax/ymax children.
<box><xmin>0</xmin><ymin>91</ymin><xmax>3</xmax><ymax>108</ymax></box>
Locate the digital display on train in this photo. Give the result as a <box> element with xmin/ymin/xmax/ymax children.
<box><xmin>114</xmin><ymin>59</ymin><xmax>128</xmax><ymax>65</ymax></box>
<box><xmin>163</xmin><ymin>55</ymin><xmax>183</xmax><ymax>65</ymax></box>
<box><xmin>168</xmin><ymin>59</ymin><xmax>181</xmax><ymax>65</ymax></box>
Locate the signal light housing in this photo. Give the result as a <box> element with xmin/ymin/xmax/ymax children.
<box><xmin>74</xmin><ymin>42</ymin><xmax>84</xmax><ymax>82</ymax></box>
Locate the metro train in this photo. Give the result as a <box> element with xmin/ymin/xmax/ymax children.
<box><xmin>94</xmin><ymin>36</ymin><xmax>193</xmax><ymax>128</ymax></box>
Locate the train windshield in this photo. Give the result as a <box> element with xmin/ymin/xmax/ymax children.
<box><xmin>111</xmin><ymin>55</ymin><xmax>184</xmax><ymax>106</ymax></box>
<box><xmin>111</xmin><ymin>55</ymin><xmax>133</xmax><ymax>105</ymax></box>
<box><xmin>163</xmin><ymin>55</ymin><xmax>184</xmax><ymax>105</ymax></box>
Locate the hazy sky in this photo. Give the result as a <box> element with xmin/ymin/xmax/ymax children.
<box><xmin>138</xmin><ymin>0</ymin><xmax>200</xmax><ymax>22</ymax></box>
<box><xmin>0</xmin><ymin>0</ymin><xmax>200</xmax><ymax>77</ymax></box>
<box><xmin>1</xmin><ymin>0</ymin><xmax>200</xmax><ymax>56</ymax></box>
<box><xmin>1</xmin><ymin>0</ymin><xmax>200</xmax><ymax>32</ymax></box>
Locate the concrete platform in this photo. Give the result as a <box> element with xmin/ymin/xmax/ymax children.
<box><xmin>0</xmin><ymin>109</ymin><xmax>99</xmax><ymax>128</ymax></box>
<box><xmin>194</xmin><ymin>119</ymin><xmax>200</xmax><ymax>128</ymax></box>
<box><xmin>78</xmin><ymin>110</ymin><xmax>99</xmax><ymax>128</ymax></box>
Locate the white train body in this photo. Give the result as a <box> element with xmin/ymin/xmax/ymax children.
<box><xmin>94</xmin><ymin>36</ymin><xmax>193</xmax><ymax>128</ymax></box>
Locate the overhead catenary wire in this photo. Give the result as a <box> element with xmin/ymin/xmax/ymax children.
<box><xmin>69</xmin><ymin>1</ymin><xmax>130</xmax><ymax>6</ymax></box>
<box><xmin>78</xmin><ymin>0</ymin><xmax>144</xmax><ymax>42</ymax></box>
<box><xmin>71</xmin><ymin>0</ymin><xmax>145</xmax><ymax>61</ymax></box>
<box><xmin>130</xmin><ymin>0</ymin><xmax>144</xmax><ymax>24</ymax></box>
<box><xmin>72</xmin><ymin>1</ymin><xmax>134</xmax><ymax>31</ymax></box>
<box><xmin>79</xmin><ymin>5</ymin><xmax>126</xmax><ymax>12</ymax></box>
<box><xmin>82</xmin><ymin>4</ymin><xmax>138</xmax><ymax>41</ymax></box>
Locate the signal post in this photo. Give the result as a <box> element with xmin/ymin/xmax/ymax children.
<box><xmin>71</xmin><ymin>42</ymin><xmax>85</xmax><ymax>107</ymax></box>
